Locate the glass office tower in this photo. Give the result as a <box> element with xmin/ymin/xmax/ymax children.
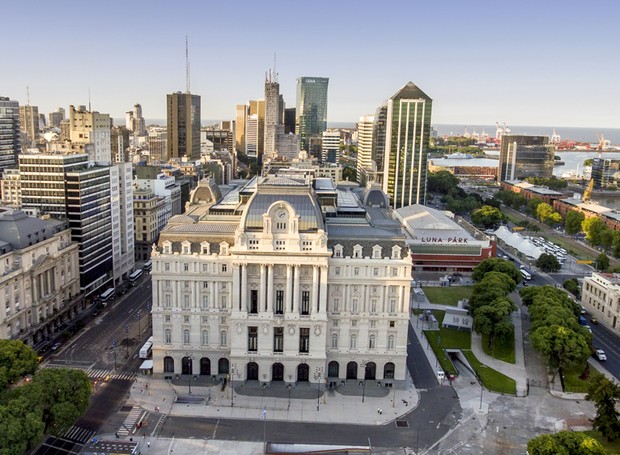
<box><xmin>0</xmin><ymin>97</ymin><xmax>21</xmax><ymax>172</ymax></box>
<box><xmin>295</xmin><ymin>77</ymin><xmax>329</xmax><ymax>153</ymax></box>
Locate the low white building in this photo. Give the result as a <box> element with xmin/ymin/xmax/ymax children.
<box><xmin>150</xmin><ymin>176</ymin><xmax>411</xmax><ymax>386</ymax></box>
<box><xmin>582</xmin><ymin>272</ymin><xmax>620</xmax><ymax>332</ymax></box>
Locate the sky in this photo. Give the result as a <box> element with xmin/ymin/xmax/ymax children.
<box><xmin>3</xmin><ymin>0</ymin><xmax>620</xmax><ymax>128</ymax></box>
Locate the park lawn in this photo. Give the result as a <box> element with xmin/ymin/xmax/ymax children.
<box><xmin>481</xmin><ymin>333</ymin><xmax>516</xmax><ymax>364</ymax></box>
<box><xmin>423</xmin><ymin>312</ymin><xmax>472</xmax><ymax>376</ymax></box>
<box><xmin>582</xmin><ymin>430</ymin><xmax>620</xmax><ymax>453</ymax></box>
<box><xmin>462</xmin><ymin>350</ymin><xmax>517</xmax><ymax>395</ymax></box>
<box><xmin>562</xmin><ymin>364</ymin><xmax>603</xmax><ymax>393</ymax></box>
<box><xmin>423</xmin><ymin>286</ymin><xmax>472</xmax><ymax>307</ymax></box>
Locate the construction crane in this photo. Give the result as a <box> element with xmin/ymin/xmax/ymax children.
<box><xmin>582</xmin><ymin>178</ymin><xmax>594</xmax><ymax>202</ymax></box>
<box><xmin>597</xmin><ymin>132</ymin><xmax>611</xmax><ymax>151</ymax></box>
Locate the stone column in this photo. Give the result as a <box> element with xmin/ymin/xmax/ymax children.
<box><xmin>232</xmin><ymin>263</ymin><xmax>240</xmax><ymax>311</ymax></box>
<box><xmin>312</xmin><ymin>265</ymin><xmax>319</xmax><ymax>314</ymax></box>
<box><xmin>259</xmin><ymin>264</ymin><xmax>266</xmax><ymax>312</ymax></box>
<box><xmin>267</xmin><ymin>265</ymin><xmax>274</xmax><ymax>313</ymax></box>
<box><xmin>319</xmin><ymin>266</ymin><xmax>328</xmax><ymax>314</ymax></box>
<box><xmin>241</xmin><ymin>264</ymin><xmax>248</xmax><ymax>311</ymax></box>
<box><xmin>293</xmin><ymin>265</ymin><xmax>300</xmax><ymax>314</ymax></box>
<box><xmin>286</xmin><ymin>265</ymin><xmax>293</xmax><ymax>313</ymax></box>
<box><xmin>210</xmin><ymin>280</ymin><xmax>215</xmax><ymax>310</ymax></box>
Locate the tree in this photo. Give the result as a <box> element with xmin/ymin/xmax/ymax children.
<box><xmin>472</xmin><ymin>258</ymin><xmax>522</xmax><ymax>286</ymax></box>
<box><xmin>536</xmin><ymin>253</ymin><xmax>561</xmax><ymax>273</ymax></box>
<box><xmin>563</xmin><ymin>278</ymin><xmax>580</xmax><ymax>297</ymax></box>
<box><xmin>586</xmin><ymin>375</ymin><xmax>620</xmax><ymax>441</ymax></box>
<box><xmin>527</xmin><ymin>197</ymin><xmax>544</xmax><ymax>216</ymax></box>
<box><xmin>530</xmin><ymin>325</ymin><xmax>591</xmax><ymax>382</ymax></box>
<box><xmin>469</xmin><ymin>272</ymin><xmax>516</xmax><ymax>314</ymax></box>
<box><xmin>595</xmin><ymin>253</ymin><xmax>610</xmax><ymax>271</ymax></box>
<box><xmin>564</xmin><ymin>210</ymin><xmax>585</xmax><ymax>235</ymax></box>
<box><xmin>342</xmin><ymin>166</ymin><xmax>357</xmax><ymax>182</ymax></box>
<box><xmin>473</xmin><ymin>297</ymin><xmax>516</xmax><ymax>347</ymax></box>
<box><xmin>471</xmin><ymin>205</ymin><xmax>505</xmax><ymax>229</ymax></box>
<box><xmin>536</xmin><ymin>202</ymin><xmax>558</xmax><ymax>224</ymax></box>
<box><xmin>427</xmin><ymin>170</ymin><xmax>460</xmax><ymax>193</ymax></box>
<box><xmin>527</xmin><ymin>431</ymin><xmax>606</xmax><ymax>455</ymax></box>
<box><xmin>582</xmin><ymin>217</ymin><xmax>607</xmax><ymax>245</ymax></box>
<box><xmin>0</xmin><ymin>396</ymin><xmax>45</xmax><ymax>455</ymax></box>
<box><xmin>0</xmin><ymin>340</ymin><xmax>38</xmax><ymax>390</ymax></box>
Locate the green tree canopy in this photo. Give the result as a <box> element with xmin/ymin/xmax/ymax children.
<box><xmin>527</xmin><ymin>197</ymin><xmax>544</xmax><ymax>216</ymax></box>
<box><xmin>524</xmin><ymin>176</ymin><xmax>568</xmax><ymax>191</ymax></box>
<box><xmin>527</xmin><ymin>431</ymin><xmax>606</xmax><ymax>455</ymax></box>
<box><xmin>473</xmin><ymin>297</ymin><xmax>516</xmax><ymax>347</ymax></box>
<box><xmin>536</xmin><ymin>253</ymin><xmax>561</xmax><ymax>273</ymax></box>
<box><xmin>595</xmin><ymin>253</ymin><xmax>610</xmax><ymax>272</ymax></box>
<box><xmin>564</xmin><ymin>210</ymin><xmax>585</xmax><ymax>235</ymax></box>
<box><xmin>582</xmin><ymin>217</ymin><xmax>607</xmax><ymax>245</ymax></box>
<box><xmin>471</xmin><ymin>205</ymin><xmax>505</xmax><ymax>229</ymax></box>
<box><xmin>472</xmin><ymin>258</ymin><xmax>522</xmax><ymax>285</ymax></box>
<box><xmin>427</xmin><ymin>170</ymin><xmax>460</xmax><ymax>193</ymax></box>
<box><xmin>586</xmin><ymin>375</ymin><xmax>620</xmax><ymax>441</ymax></box>
<box><xmin>563</xmin><ymin>278</ymin><xmax>580</xmax><ymax>297</ymax></box>
<box><xmin>531</xmin><ymin>325</ymin><xmax>591</xmax><ymax>381</ymax></box>
<box><xmin>0</xmin><ymin>340</ymin><xmax>38</xmax><ymax>390</ymax></box>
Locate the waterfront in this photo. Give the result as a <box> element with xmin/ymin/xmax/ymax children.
<box><xmin>553</xmin><ymin>151</ymin><xmax>620</xmax><ymax>177</ymax></box>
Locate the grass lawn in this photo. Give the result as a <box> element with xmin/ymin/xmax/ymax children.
<box><xmin>423</xmin><ymin>286</ymin><xmax>472</xmax><ymax>307</ymax></box>
<box><xmin>422</xmin><ymin>311</ymin><xmax>471</xmax><ymax>376</ymax></box>
<box><xmin>562</xmin><ymin>364</ymin><xmax>603</xmax><ymax>393</ymax></box>
<box><xmin>481</xmin><ymin>333</ymin><xmax>516</xmax><ymax>364</ymax></box>
<box><xmin>583</xmin><ymin>430</ymin><xmax>620</xmax><ymax>453</ymax></box>
<box><xmin>462</xmin><ymin>350</ymin><xmax>517</xmax><ymax>395</ymax></box>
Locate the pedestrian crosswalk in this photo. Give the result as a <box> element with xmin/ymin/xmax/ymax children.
<box><xmin>63</xmin><ymin>425</ymin><xmax>95</xmax><ymax>444</ymax></box>
<box><xmin>42</xmin><ymin>364</ymin><xmax>137</xmax><ymax>381</ymax></box>
<box><xmin>117</xmin><ymin>406</ymin><xmax>145</xmax><ymax>437</ymax></box>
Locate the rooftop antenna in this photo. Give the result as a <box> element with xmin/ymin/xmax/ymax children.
<box><xmin>88</xmin><ymin>87</ymin><xmax>91</xmax><ymax>111</ymax></box>
<box><xmin>26</xmin><ymin>86</ymin><xmax>30</xmax><ymax>105</ymax></box>
<box><xmin>274</xmin><ymin>52</ymin><xmax>277</xmax><ymax>81</ymax></box>
<box><xmin>185</xmin><ymin>35</ymin><xmax>190</xmax><ymax>93</ymax></box>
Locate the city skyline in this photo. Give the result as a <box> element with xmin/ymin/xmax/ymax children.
<box><xmin>3</xmin><ymin>0</ymin><xmax>620</xmax><ymax>128</ymax></box>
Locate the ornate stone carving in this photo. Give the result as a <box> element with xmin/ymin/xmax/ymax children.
<box><xmin>313</xmin><ymin>325</ymin><xmax>322</xmax><ymax>336</ymax></box>
<box><xmin>288</xmin><ymin>325</ymin><xmax>296</xmax><ymax>335</ymax></box>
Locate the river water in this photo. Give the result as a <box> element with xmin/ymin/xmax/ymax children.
<box><xmin>553</xmin><ymin>151</ymin><xmax>620</xmax><ymax>177</ymax></box>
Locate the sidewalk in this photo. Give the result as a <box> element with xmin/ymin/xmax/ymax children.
<box><xmin>125</xmin><ymin>369</ymin><xmax>420</xmax><ymax>427</ymax></box>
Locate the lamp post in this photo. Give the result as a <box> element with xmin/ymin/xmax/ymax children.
<box><xmin>230</xmin><ymin>365</ymin><xmax>236</xmax><ymax>407</ymax></box>
<box><xmin>136</xmin><ymin>310</ymin><xmax>142</xmax><ymax>342</ymax></box>
<box><xmin>287</xmin><ymin>384</ymin><xmax>292</xmax><ymax>411</ymax></box>
<box><xmin>187</xmin><ymin>354</ymin><xmax>193</xmax><ymax>394</ymax></box>
<box><xmin>314</xmin><ymin>369</ymin><xmax>322</xmax><ymax>411</ymax></box>
<box><xmin>361</xmin><ymin>362</ymin><xmax>367</xmax><ymax>403</ymax></box>
<box><xmin>125</xmin><ymin>324</ymin><xmax>129</xmax><ymax>358</ymax></box>
<box><xmin>112</xmin><ymin>339</ymin><xmax>117</xmax><ymax>371</ymax></box>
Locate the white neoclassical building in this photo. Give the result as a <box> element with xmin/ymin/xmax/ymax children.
<box><xmin>150</xmin><ymin>177</ymin><xmax>412</xmax><ymax>386</ymax></box>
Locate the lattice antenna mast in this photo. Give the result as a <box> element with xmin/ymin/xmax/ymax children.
<box><xmin>26</xmin><ymin>86</ymin><xmax>30</xmax><ymax>105</ymax></box>
<box><xmin>185</xmin><ymin>35</ymin><xmax>190</xmax><ymax>94</ymax></box>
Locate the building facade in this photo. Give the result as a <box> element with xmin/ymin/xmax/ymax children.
<box><xmin>0</xmin><ymin>208</ymin><xmax>80</xmax><ymax>347</ymax></box>
<box><xmin>356</xmin><ymin>115</ymin><xmax>375</xmax><ymax>186</ymax></box>
<box><xmin>150</xmin><ymin>177</ymin><xmax>411</xmax><ymax>386</ymax></box>
<box><xmin>498</xmin><ymin>135</ymin><xmax>555</xmax><ymax>182</ymax></box>
<box><xmin>582</xmin><ymin>272</ymin><xmax>620</xmax><ymax>333</ymax></box>
<box><xmin>19</xmin><ymin>105</ymin><xmax>40</xmax><ymax>147</ymax></box>
<box><xmin>68</xmin><ymin>105</ymin><xmax>112</xmax><ymax>163</ymax></box>
<box><xmin>264</xmin><ymin>69</ymin><xmax>282</xmax><ymax>159</ymax></box>
<box><xmin>167</xmin><ymin>92</ymin><xmax>201</xmax><ymax>161</ymax></box>
<box><xmin>48</xmin><ymin>107</ymin><xmax>65</xmax><ymax>129</ymax></box>
<box><xmin>321</xmin><ymin>131</ymin><xmax>340</xmax><ymax>164</ymax></box>
<box><xmin>379</xmin><ymin>82</ymin><xmax>432</xmax><ymax>209</ymax></box>
<box><xmin>0</xmin><ymin>97</ymin><xmax>20</xmax><ymax>172</ymax></box>
<box><xmin>133</xmin><ymin>188</ymin><xmax>160</xmax><ymax>261</ymax></box>
<box><xmin>296</xmin><ymin>77</ymin><xmax>329</xmax><ymax>152</ymax></box>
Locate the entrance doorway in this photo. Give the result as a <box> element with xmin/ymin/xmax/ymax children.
<box><xmin>297</xmin><ymin>364</ymin><xmax>309</xmax><ymax>382</ymax></box>
<box><xmin>247</xmin><ymin>362</ymin><xmax>259</xmax><ymax>380</ymax></box>
<box><xmin>272</xmin><ymin>363</ymin><xmax>284</xmax><ymax>381</ymax></box>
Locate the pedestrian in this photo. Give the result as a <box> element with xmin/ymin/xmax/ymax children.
<box><xmin>147</xmin><ymin>441</ymin><xmax>151</xmax><ymax>448</ymax></box>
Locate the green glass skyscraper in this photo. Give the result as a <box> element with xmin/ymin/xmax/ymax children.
<box><xmin>295</xmin><ymin>77</ymin><xmax>329</xmax><ymax>153</ymax></box>
<box><xmin>380</xmin><ymin>82</ymin><xmax>432</xmax><ymax>209</ymax></box>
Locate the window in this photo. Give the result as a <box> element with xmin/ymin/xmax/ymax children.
<box><xmin>389</xmin><ymin>320</ymin><xmax>395</xmax><ymax>328</ymax></box>
<box><xmin>164</xmin><ymin>263</ymin><xmax>170</xmax><ymax>272</ymax></box>
<box><xmin>220</xmin><ymin>296</ymin><xmax>227</xmax><ymax>309</ymax></box>
<box><xmin>333</xmin><ymin>298</ymin><xmax>339</xmax><ymax>312</ymax></box>
<box><xmin>333</xmin><ymin>245</ymin><xmax>343</xmax><ymax>257</ymax></box>
<box><xmin>333</xmin><ymin>319</ymin><xmax>338</xmax><ymax>327</ymax></box>
<box><xmin>389</xmin><ymin>299</ymin><xmax>396</xmax><ymax>313</ymax></box>
<box><xmin>249</xmin><ymin>239</ymin><xmax>259</xmax><ymax>250</ymax></box>
<box><xmin>275</xmin><ymin>222</ymin><xmax>287</xmax><ymax>231</ymax></box>
<box><xmin>184</xmin><ymin>281</ymin><xmax>190</xmax><ymax>289</ymax></box>
<box><xmin>274</xmin><ymin>327</ymin><xmax>283</xmax><ymax>352</ymax></box>
<box><xmin>354</xmin><ymin>267</ymin><xmax>360</xmax><ymax>276</ymax></box>
<box><xmin>201</xmin><ymin>242</ymin><xmax>210</xmax><ymax>254</ymax></box>
<box><xmin>391</xmin><ymin>245</ymin><xmax>402</xmax><ymax>259</ymax></box>
<box><xmin>202</xmin><ymin>316</ymin><xmax>208</xmax><ymax>323</ymax></box>
<box><xmin>165</xmin><ymin>329</ymin><xmax>171</xmax><ymax>344</ymax></box>
<box><xmin>275</xmin><ymin>290</ymin><xmax>284</xmax><ymax>314</ymax></box>
<box><xmin>183</xmin><ymin>295</ymin><xmax>190</xmax><ymax>309</ymax></box>
<box><xmin>202</xmin><ymin>264</ymin><xmax>209</xmax><ymax>272</ymax></box>
<box><xmin>184</xmin><ymin>329</ymin><xmax>190</xmax><ymax>344</ymax></box>
<box><xmin>351</xmin><ymin>319</ymin><xmax>357</xmax><ymax>327</ymax></box>
<box><xmin>221</xmin><ymin>264</ymin><xmax>227</xmax><ymax>273</ymax></box>
<box><xmin>248</xmin><ymin>326</ymin><xmax>258</xmax><ymax>352</ymax></box>
<box><xmin>183</xmin><ymin>315</ymin><xmax>190</xmax><ymax>323</ymax></box>
<box><xmin>165</xmin><ymin>295</ymin><xmax>171</xmax><ymax>309</ymax></box>
<box><xmin>202</xmin><ymin>295</ymin><xmax>209</xmax><ymax>309</ymax></box>
<box><xmin>165</xmin><ymin>315</ymin><xmax>171</xmax><ymax>322</ymax></box>
<box><xmin>335</xmin><ymin>267</ymin><xmax>341</xmax><ymax>276</ymax></box>
<box><xmin>369</xmin><ymin>334</ymin><xmax>376</xmax><ymax>349</ymax></box>
<box><xmin>203</xmin><ymin>281</ymin><xmax>209</xmax><ymax>289</ymax></box>
<box><xmin>301</xmin><ymin>291</ymin><xmax>310</xmax><ymax>315</ymax></box>
<box><xmin>370</xmin><ymin>320</ymin><xmax>377</xmax><ymax>328</ymax></box>
<box><xmin>387</xmin><ymin>335</ymin><xmax>395</xmax><ymax>350</ymax></box>
<box><xmin>202</xmin><ymin>330</ymin><xmax>209</xmax><ymax>345</ymax></box>
<box><xmin>182</xmin><ymin>242</ymin><xmax>190</xmax><ymax>254</ymax></box>
<box><xmin>299</xmin><ymin>328</ymin><xmax>310</xmax><ymax>353</ymax></box>
<box><xmin>373</xmin><ymin>268</ymin><xmax>379</xmax><ymax>277</ymax></box>
<box><xmin>183</xmin><ymin>263</ymin><xmax>189</xmax><ymax>272</ymax></box>
<box><xmin>250</xmin><ymin>290</ymin><xmax>258</xmax><ymax>314</ymax></box>
<box><xmin>372</xmin><ymin>245</ymin><xmax>382</xmax><ymax>259</ymax></box>
<box><xmin>350</xmin><ymin>334</ymin><xmax>357</xmax><ymax>349</ymax></box>
<box><xmin>371</xmin><ymin>299</ymin><xmax>377</xmax><ymax>314</ymax></box>
<box><xmin>220</xmin><ymin>330</ymin><xmax>227</xmax><ymax>346</ymax></box>
<box><xmin>352</xmin><ymin>299</ymin><xmax>358</xmax><ymax>314</ymax></box>
<box><xmin>331</xmin><ymin>333</ymin><xmax>338</xmax><ymax>348</ymax></box>
<box><xmin>391</xmin><ymin>267</ymin><xmax>398</xmax><ymax>277</ymax></box>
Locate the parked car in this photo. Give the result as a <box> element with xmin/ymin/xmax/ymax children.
<box><xmin>591</xmin><ymin>317</ymin><xmax>599</xmax><ymax>325</ymax></box>
<box><xmin>595</xmin><ymin>349</ymin><xmax>607</xmax><ymax>361</ymax></box>
<box><xmin>51</xmin><ymin>342</ymin><xmax>62</xmax><ymax>351</ymax></box>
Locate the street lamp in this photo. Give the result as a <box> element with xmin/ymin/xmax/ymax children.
<box><xmin>314</xmin><ymin>369</ymin><xmax>322</xmax><ymax>411</ymax></box>
<box><xmin>187</xmin><ymin>354</ymin><xmax>193</xmax><ymax>394</ymax></box>
<box><xmin>287</xmin><ymin>384</ymin><xmax>292</xmax><ymax>411</ymax></box>
<box><xmin>112</xmin><ymin>339</ymin><xmax>117</xmax><ymax>371</ymax></box>
<box><xmin>125</xmin><ymin>324</ymin><xmax>129</xmax><ymax>358</ymax></box>
<box><xmin>360</xmin><ymin>361</ymin><xmax>367</xmax><ymax>403</ymax></box>
<box><xmin>230</xmin><ymin>365</ymin><xmax>236</xmax><ymax>407</ymax></box>
<box><xmin>136</xmin><ymin>310</ymin><xmax>142</xmax><ymax>342</ymax></box>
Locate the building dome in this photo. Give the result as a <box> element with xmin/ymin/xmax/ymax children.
<box><xmin>189</xmin><ymin>177</ymin><xmax>222</xmax><ymax>205</ymax></box>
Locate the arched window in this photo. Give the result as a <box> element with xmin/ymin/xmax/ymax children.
<box><xmin>331</xmin><ymin>333</ymin><xmax>338</xmax><ymax>348</ymax></box>
<box><xmin>184</xmin><ymin>329</ymin><xmax>190</xmax><ymax>345</ymax></box>
<box><xmin>220</xmin><ymin>330</ymin><xmax>227</xmax><ymax>346</ymax></box>
<box><xmin>165</xmin><ymin>329</ymin><xmax>171</xmax><ymax>344</ymax></box>
<box><xmin>387</xmin><ymin>335</ymin><xmax>395</xmax><ymax>350</ymax></box>
<box><xmin>333</xmin><ymin>245</ymin><xmax>343</xmax><ymax>258</ymax></box>
<box><xmin>369</xmin><ymin>334</ymin><xmax>376</xmax><ymax>349</ymax></box>
<box><xmin>202</xmin><ymin>330</ymin><xmax>209</xmax><ymax>345</ymax></box>
<box><xmin>391</xmin><ymin>245</ymin><xmax>401</xmax><ymax>259</ymax></box>
<box><xmin>372</xmin><ymin>245</ymin><xmax>382</xmax><ymax>259</ymax></box>
<box><xmin>350</xmin><ymin>334</ymin><xmax>357</xmax><ymax>349</ymax></box>
<box><xmin>163</xmin><ymin>240</ymin><xmax>172</xmax><ymax>254</ymax></box>
<box><xmin>201</xmin><ymin>242</ymin><xmax>210</xmax><ymax>254</ymax></box>
<box><xmin>182</xmin><ymin>241</ymin><xmax>191</xmax><ymax>254</ymax></box>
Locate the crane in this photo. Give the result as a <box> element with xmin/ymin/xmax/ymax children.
<box><xmin>582</xmin><ymin>178</ymin><xmax>594</xmax><ymax>202</ymax></box>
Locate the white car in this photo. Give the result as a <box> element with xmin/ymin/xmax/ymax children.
<box><xmin>595</xmin><ymin>349</ymin><xmax>607</xmax><ymax>361</ymax></box>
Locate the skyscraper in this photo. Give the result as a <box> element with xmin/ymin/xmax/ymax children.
<box><xmin>356</xmin><ymin>115</ymin><xmax>375</xmax><ymax>185</ymax></box>
<box><xmin>166</xmin><ymin>92</ymin><xmax>201</xmax><ymax>160</ymax></box>
<box><xmin>498</xmin><ymin>135</ymin><xmax>555</xmax><ymax>181</ymax></box>
<box><xmin>295</xmin><ymin>77</ymin><xmax>329</xmax><ymax>152</ymax></box>
<box><xmin>126</xmin><ymin>103</ymin><xmax>146</xmax><ymax>135</ymax></box>
<box><xmin>68</xmin><ymin>105</ymin><xmax>112</xmax><ymax>163</ymax></box>
<box><xmin>0</xmin><ymin>97</ymin><xmax>20</xmax><ymax>172</ymax></box>
<box><xmin>379</xmin><ymin>82</ymin><xmax>432</xmax><ymax>209</ymax></box>
<box><xmin>19</xmin><ymin>105</ymin><xmax>39</xmax><ymax>147</ymax></box>
<box><xmin>48</xmin><ymin>107</ymin><xmax>65</xmax><ymax>128</ymax></box>
<box><xmin>264</xmin><ymin>69</ymin><xmax>282</xmax><ymax>159</ymax></box>
<box><xmin>235</xmin><ymin>104</ymin><xmax>247</xmax><ymax>154</ymax></box>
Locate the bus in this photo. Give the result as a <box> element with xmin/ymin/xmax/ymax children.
<box><xmin>520</xmin><ymin>269</ymin><xmax>532</xmax><ymax>281</ymax></box>
<box><xmin>143</xmin><ymin>260</ymin><xmax>152</xmax><ymax>272</ymax></box>
<box><xmin>100</xmin><ymin>287</ymin><xmax>115</xmax><ymax>303</ymax></box>
<box><xmin>139</xmin><ymin>336</ymin><xmax>153</xmax><ymax>359</ymax></box>
<box><xmin>129</xmin><ymin>269</ymin><xmax>143</xmax><ymax>284</ymax></box>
